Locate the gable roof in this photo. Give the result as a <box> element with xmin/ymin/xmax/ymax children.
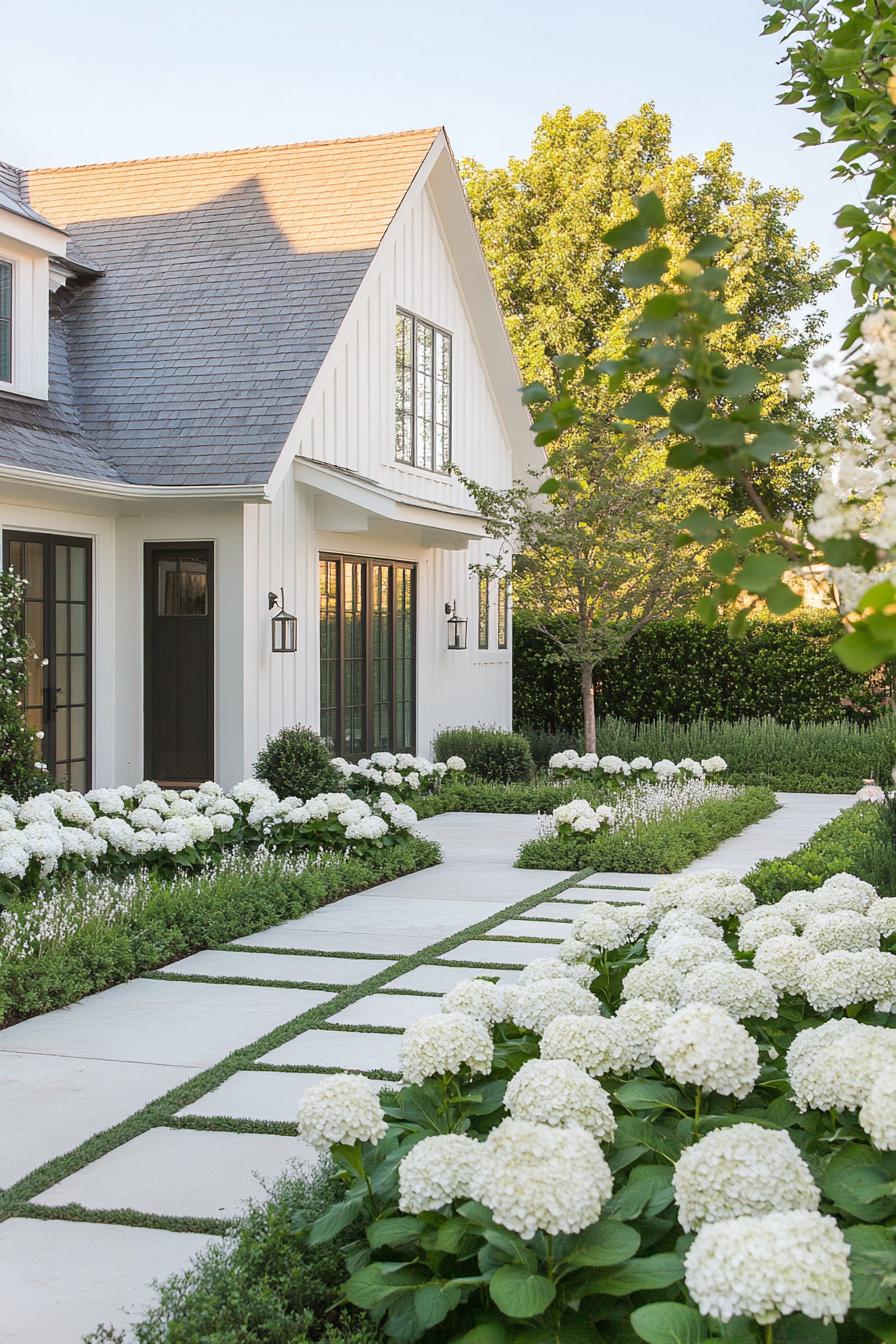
<box><xmin>5</xmin><ymin>129</ymin><xmax>441</xmax><ymax>487</ymax></box>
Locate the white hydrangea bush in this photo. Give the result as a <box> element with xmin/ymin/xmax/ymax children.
<box><xmin>330</xmin><ymin>751</ymin><xmax>463</xmax><ymax>798</ymax></box>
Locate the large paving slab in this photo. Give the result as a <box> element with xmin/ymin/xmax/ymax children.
<box><xmin>159</xmin><ymin>949</ymin><xmax>394</xmax><ymax>984</ymax></box>
<box><xmin>365</xmin><ymin>866</ymin><xmax>575</xmax><ymax>903</ymax></box>
<box><xmin>527</xmin><ymin>900</ymin><xmax>622</xmax><ymax>919</ymax></box>
<box><xmin>0</xmin><ymin>1218</ymin><xmax>218</xmax><ymax>1344</ymax></box>
<box><xmin>577</xmin><ymin>873</ymin><xmax>661</xmax><ymax>888</ymax></box>
<box><xmin>686</xmin><ymin>793</ymin><xmax>856</xmax><ymax>876</ymax></box>
<box><xmin>178</xmin><ymin>1069</ymin><xmax>381</xmax><ymax>1122</ymax></box>
<box><xmin>33</xmin><ymin>1127</ymin><xmax>317</xmax><ymax>1221</ymax></box>
<box><xmin>0</xmin><ymin>1053</ymin><xmax>197</xmax><ymax>1188</ymax></box>
<box><xmin>0</xmin><ymin>979</ymin><xmax>332</xmax><ymax>1069</ymax></box>
<box><xmin>232</xmin><ymin>927</ymin><xmax>438</xmax><ymax>955</ymax></box>
<box><xmin>280</xmin><ymin>893</ymin><xmax>508</xmax><ymax>934</ymax></box>
<box><xmin>259</xmin><ymin>1028</ymin><xmax>403</xmax><ymax>1073</ymax></box>
<box><xmin>329</xmin><ymin>992</ymin><xmax>442</xmax><ymax>1029</ymax></box>
<box><xmin>441</xmin><ymin>939</ymin><xmax>557</xmax><ymax>966</ymax></box>
<box><xmin>386</xmin><ymin>963</ymin><xmax>522</xmax><ymax>993</ymax></box>
<box><xmin>488</xmin><ymin>918</ymin><xmax>568</xmax><ymax>940</ymax></box>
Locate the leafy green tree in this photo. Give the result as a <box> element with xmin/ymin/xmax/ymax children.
<box><xmin>458</xmin><ymin>106</ymin><xmax>832</xmax><ymax>746</ymax></box>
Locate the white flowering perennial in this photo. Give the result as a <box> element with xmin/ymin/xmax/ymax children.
<box><xmin>677</xmin><ymin>963</ymin><xmax>779</xmax><ymax>1021</ymax></box>
<box><xmin>673</xmin><ymin>1124</ymin><xmax>820</xmax><ymax>1232</ymax></box>
<box><xmin>399</xmin><ymin>1012</ymin><xmax>494</xmax><ymax>1084</ymax></box>
<box><xmin>799</xmin><ymin>948</ymin><xmax>896</xmax><ymax>1013</ymax></box>
<box><xmin>295</xmin><ymin>1074</ymin><xmax>387</xmax><ymax>1151</ymax></box>
<box><xmin>611</xmin><ymin>998</ymin><xmax>674</xmax><ymax>1071</ymax></box>
<box><xmin>539</xmin><ymin>1012</ymin><xmax>626</xmax><ymax>1077</ymax></box>
<box><xmin>398</xmin><ymin>1134</ymin><xmax>483</xmax><ymax>1213</ymax></box>
<box><xmin>650</xmin><ymin>932</ymin><xmax>734</xmax><ymax>978</ymax></box>
<box><xmin>440</xmin><ymin>977</ymin><xmax>506</xmax><ymax>1026</ymax></box>
<box><xmin>859</xmin><ymin>1066</ymin><xmax>896</xmax><ymax>1151</ymax></box>
<box><xmin>504</xmin><ymin>978</ymin><xmax>602</xmax><ymax>1035</ymax></box>
<box><xmin>802</xmin><ymin>909</ymin><xmax>879</xmax><ymax>953</ymax></box>
<box><xmin>868</xmin><ymin>896</ymin><xmax>896</xmax><ymax>938</ymax></box>
<box><xmin>330</xmin><ymin>752</ymin><xmax>462</xmax><ymax>796</ymax></box>
<box><xmin>468</xmin><ymin>1118</ymin><xmax>614</xmax><ymax>1239</ymax></box>
<box><xmin>737</xmin><ymin>913</ymin><xmax>796</xmax><ymax>953</ymax></box>
<box><xmin>684</xmin><ymin>1210</ymin><xmax>851</xmax><ymax>1326</ymax></box>
<box><xmin>620</xmin><ymin>958</ymin><xmax>682</xmax><ymax>1005</ymax></box>
<box><xmin>569</xmin><ymin>904</ymin><xmax>630</xmax><ymax>951</ymax></box>
<box><xmin>517</xmin><ymin>956</ymin><xmax>595</xmax><ymax>989</ymax></box>
<box><xmin>654</xmin><ymin>1003</ymin><xmax>760</xmax><ymax>1099</ymax></box>
<box><xmin>504</xmin><ymin>1058</ymin><xmax>616</xmax><ymax>1142</ymax></box>
<box><xmin>787</xmin><ymin>1021</ymin><xmax>896</xmax><ymax>1112</ymax></box>
<box><xmin>551</xmin><ymin>799</ymin><xmax>616</xmax><ymax>834</ymax></box>
<box><xmin>647</xmin><ymin>909</ymin><xmax>723</xmax><ymax>953</ymax></box>
<box><xmin>752</xmin><ymin>936</ymin><xmax>819</xmax><ymax>996</ymax></box>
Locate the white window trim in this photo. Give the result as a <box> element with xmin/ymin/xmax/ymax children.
<box><xmin>0</xmin><ymin>240</ymin><xmax>50</xmax><ymax>402</ymax></box>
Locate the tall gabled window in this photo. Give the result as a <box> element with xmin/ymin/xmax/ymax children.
<box><xmin>395</xmin><ymin>309</ymin><xmax>451</xmax><ymax>471</ymax></box>
<box><xmin>478</xmin><ymin>574</ymin><xmax>490</xmax><ymax>649</ymax></box>
<box><xmin>497</xmin><ymin>577</ymin><xmax>509</xmax><ymax>650</ymax></box>
<box><xmin>0</xmin><ymin>261</ymin><xmax>12</xmax><ymax>385</ymax></box>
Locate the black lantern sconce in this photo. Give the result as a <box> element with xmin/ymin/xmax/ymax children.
<box><xmin>444</xmin><ymin>600</ymin><xmax>468</xmax><ymax>651</ymax></box>
<box><xmin>268</xmin><ymin>588</ymin><xmax>298</xmax><ymax>653</ymax></box>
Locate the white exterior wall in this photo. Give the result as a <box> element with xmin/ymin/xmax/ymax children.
<box><xmin>247</xmin><ymin>178</ymin><xmax>516</xmax><ymax>760</ymax></box>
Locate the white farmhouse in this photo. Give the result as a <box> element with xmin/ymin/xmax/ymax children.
<box><xmin>0</xmin><ymin>129</ymin><xmax>537</xmax><ymax>787</ymax></box>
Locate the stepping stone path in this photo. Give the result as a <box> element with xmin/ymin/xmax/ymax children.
<box><xmin>0</xmin><ymin>793</ymin><xmax>856</xmax><ymax>1342</ymax></box>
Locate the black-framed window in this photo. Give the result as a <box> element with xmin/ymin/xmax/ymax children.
<box><xmin>0</xmin><ymin>260</ymin><xmax>12</xmax><ymax>385</ymax></box>
<box><xmin>498</xmin><ymin>577</ymin><xmax>509</xmax><ymax>650</ymax></box>
<box><xmin>319</xmin><ymin>555</ymin><xmax>416</xmax><ymax>757</ymax></box>
<box><xmin>395</xmin><ymin>310</ymin><xmax>451</xmax><ymax>471</ymax></box>
<box><xmin>478</xmin><ymin>575</ymin><xmax>490</xmax><ymax>650</ymax></box>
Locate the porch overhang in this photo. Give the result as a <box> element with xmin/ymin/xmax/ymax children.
<box><xmin>294</xmin><ymin>457</ymin><xmax>488</xmax><ymax>551</ymax></box>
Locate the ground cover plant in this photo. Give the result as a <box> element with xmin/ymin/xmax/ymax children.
<box><xmin>747</xmin><ymin>801</ymin><xmax>896</xmax><ymax>905</ymax></box>
<box><xmin>0</xmin><ymin>836</ymin><xmax>440</xmax><ymax>1027</ymax></box>
<box><xmin>517</xmin><ymin>783</ymin><xmax>777</xmax><ymax>871</ymax></box>
<box><xmin>295</xmin><ymin>865</ymin><xmax>896</xmax><ymax>1344</ymax></box>
<box><xmin>523</xmin><ymin>714</ymin><xmax>896</xmax><ymax>793</ymax></box>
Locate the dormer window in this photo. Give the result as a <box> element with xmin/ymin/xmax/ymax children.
<box><xmin>0</xmin><ymin>261</ymin><xmax>11</xmax><ymax>385</ymax></box>
<box><xmin>395</xmin><ymin>309</ymin><xmax>451</xmax><ymax>471</ymax></box>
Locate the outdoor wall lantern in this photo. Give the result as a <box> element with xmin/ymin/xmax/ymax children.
<box><xmin>445</xmin><ymin>600</ymin><xmax>468</xmax><ymax>651</ymax></box>
<box><xmin>268</xmin><ymin>588</ymin><xmax>298</xmax><ymax>653</ymax></box>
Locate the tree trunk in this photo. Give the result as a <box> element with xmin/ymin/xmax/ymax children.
<box><xmin>581</xmin><ymin>661</ymin><xmax>597</xmax><ymax>754</ymax></box>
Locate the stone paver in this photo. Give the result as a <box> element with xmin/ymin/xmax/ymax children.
<box><xmin>0</xmin><ymin>979</ymin><xmax>332</xmax><ymax>1070</ymax></box>
<box><xmin>177</xmin><ymin>1069</ymin><xmax>380</xmax><ymax>1122</ymax></box>
<box><xmin>577</xmin><ymin>872</ymin><xmax>662</xmax><ymax>888</ymax></box>
<box><xmin>33</xmin><ymin>1127</ymin><xmax>317</xmax><ymax>1221</ymax></box>
<box><xmin>0</xmin><ymin>1218</ymin><xmax>219</xmax><ymax>1344</ymax></box>
<box><xmin>686</xmin><ymin>792</ymin><xmax>855</xmax><ymax>876</ymax></box>
<box><xmin>328</xmin><ymin>992</ymin><xmax>441</xmax><ymax>1029</ymax></box>
<box><xmin>259</xmin><ymin>1028</ymin><xmax>403</xmax><ymax>1073</ymax></box>
<box><xmin>279</xmin><ymin>893</ymin><xmax>508</xmax><ymax>934</ymax></box>
<box><xmin>0</xmin><ymin>1053</ymin><xmax>197</xmax><ymax>1188</ymax></box>
<box><xmin>488</xmin><ymin>918</ymin><xmax>568</xmax><ymax>940</ymax></box>
<box><xmin>386</xmin><ymin>963</ymin><xmax>522</xmax><ymax>993</ymax></box>
<box><xmin>233</xmin><ymin>928</ymin><xmax>437</xmax><ymax>955</ymax></box>
<box><xmin>527</xmin><ymin>900</ymin><xmax>611</xmax><ymax>919</ymax></box>
<box><xmin>159</xmin><ymin>949</ymin><xmax>395</xmax><ymax>984</ymax></box>
<box><xmin>440</xmin><ymin>938</ymin><xmax>559</xmax><ymax>965</ymax></box>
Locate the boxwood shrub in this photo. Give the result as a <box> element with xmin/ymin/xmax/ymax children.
<box><xmin>255</xmin><ymin>725</ymin><xmax>342</xmax><ymax>799</ymax></box>
<box><xmin>433</xmin><ymin>725</ymin><xmax>535</xmax><ymax>783</ymax></box>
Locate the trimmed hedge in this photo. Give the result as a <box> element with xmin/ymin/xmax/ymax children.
<box><xmin>415</xmin><ymin>778</ymin><xmax>615</xmax><ymax>818</ymax></box>
<box><xmin>433</xmin><ymin>726</ymin><xmax>535</xmax><ymax>782</ymax></box>
<box><xmin>0</xmin><ymin>838</ymin><xmax>440</xmax><ymax>1028</ymax></box>
<box><xmin>516</xmin><ymin>786</ymin><xmax>778</xmax><ymax>871</ymax></box>
<box><xmin>521</xmin><ymin>713</ymin><xmax>896</xmax><ymax>794</ymax></box>
<box><xmin>746</xmin><ymin>802</ymin><xmax>896</xmax><ymax>903</ymax></box>
<box><xmin>256</xmin><ymin>724</ymin><xmax>342</xmax><ymax>799</ymax></box>
<box><xmin>513</xmin><ymin>612</ymin><xmax>894</xmax><ymax>730</ymax></box>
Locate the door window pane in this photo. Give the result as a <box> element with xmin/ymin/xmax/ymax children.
<box><xmin>157</xmin><ymin>555</ymin><xmax>208</xmax><ymax>616</ymax></box>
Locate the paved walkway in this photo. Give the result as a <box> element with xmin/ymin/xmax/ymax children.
<box><xmin>0</xmin><ymin>793</ymin><xmax>855</xmax><ymax>1342</ymax></box>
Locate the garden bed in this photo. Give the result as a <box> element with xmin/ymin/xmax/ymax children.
<box><xmin>0</xmin><ymin>837</ymin><xmax>440</xmax><ymax>1028</ymax></box>
<box><xmin>516</xmin><ymin>786</ymin><xmax>777</xmax><ymax>870</ymax></box>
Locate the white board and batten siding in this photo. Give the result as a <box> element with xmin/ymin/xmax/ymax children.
<box><xmin>246</xmin><ymin>174</ymin><xmax>516</xmax><ymax>763</ymax></box>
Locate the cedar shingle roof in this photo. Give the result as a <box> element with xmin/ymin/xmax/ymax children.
<box><xmin>0</xmin><ymin>130</ymin><xmax>441</xmax><ymax>486</ymax></box>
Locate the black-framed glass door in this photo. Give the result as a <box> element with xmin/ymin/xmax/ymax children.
<box><xmin>3</xmin><ymin>530</ymin><xmax>92</xmax><ymax>790</ymax></box>
<box><xmin>319</xmin><ymin>555</ymin><xmax>415</xmax><ymax>757</ymax></box>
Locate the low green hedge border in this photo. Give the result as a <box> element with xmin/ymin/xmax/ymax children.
<box><xmin>516</xmin><ymin>786</ymin><xmax>778</xmax><ymax>871</ymax></box>
<box><xmin>414</xmin><ymin>778</ymin><xmax>615</xmax><ymax>818</ymax></box>
<box><xmin>0</xmin><ymin>839</ymin><xmax>441</xmax><ymax>1029</ymax></box>
<box><xmin>746</xmin><ymin>801</ymin><xmax>896</xmax><ymax>903</ymax></box>
<box><xmin>521</xmin><ymin>713</ymin><xmax>895</xmax><ymax>794</ymax></box>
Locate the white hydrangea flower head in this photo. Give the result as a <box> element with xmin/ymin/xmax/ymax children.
<box><xmin>539</xmin><ymin>1013</ymin><xmax>626</xmax><ymax>1078</ymax></box>
<box><xmin>785</xmin><ymin>1018</ymin><xmax>864</xmax><ymax>1075</ymax></box>
<box><xmin>859</xmin><ymin>1065</ymin><xmax>896</xmax><ymax>1151</ymax></box>
<box><xmin>702</xmin><ymin>756</ymin><xmax>728</xmax><ymax>773</ymax></box>
<box><xmin>753</xmin><ymin>936</ymin><xmax>819</xmax><ymax>995</ymax></box>
<box><xmin>681</xmin><ymin>880</ymin><xmax>756</xmax><ymax>921</ymax></box>
<box><xmin>621</xmin><ymin>958</ymin><xmax>681</xmax><ymax>1005</ymax></box>
<box><xmin>504</xmin><ymin>1057</ymin><xmax>615</xmax><ymax>1142</ymax></box>
<box><xmin>867</xmin><ymin>948</ymin><xmax>896</xmax><ymax>1011</ymax></box>
<box><xmin>557</xmin><ymin>936</ymin><xmax>594</xmax><ymax>965</ymax></box>
<box><xmin>612</xmin><ymin>997</ymin><xmax>674</xmax><ymax>1070</ymax></box>
<box><xmin>645</xmin><ymin>873</ymin><xmax>694</xmax><ymax>920</ymax></box>
<box><xmin>598</xmin><ymin>754</ymin><xmax>625</xmax><ymax>774</ymax></box>
<box><xmin>802</xmin><ymin>909</ymin><xmax>879</xmax><ymax>953</ymax></box>
<box><xmin>630</xmin><ymin>755</ymin><xmax>653</xmax><ymax>771</ymax></box>
<box><xmin>398</xmin><ymin>1134</ymin><xmax>483</xmax><ymax>1212</ymax></box>
<box><xmin>818</xmin><ymin>872</ymin><xmax>878</xmax><ymax>911</ymax></box>
<box><xmin>517</xmin><ymin>957</ymin><xmax>595</xmax><ymax>988</ymax></box>
<box><xmin>296</xmin><ymin>1074</ymin><xmax>387</xmax><ymax>1150</ymax></box>
<box><xmin>684</xmin><ymin>1210</ymin><xmax>851</xmax><ymax>1325</ymax></box>
<box><xmin>868</xmin><ymin>897</ymin><xmax>896</xmax><ymax>938</ymax></box>
<box><xmin>399</xmin><ymin>1012</ymin><xmax>494</xmax><ymax>1084</ymax></box>
<box><xmin>799</xmin><ymin>949</ymin><xmax>887</xmax><ymax>1012</ymax></box>
<box><xmin>648</xmin><ymin>909</ymin><xmax>723</xmax><ymax>954</ymax></box>
<box><xmin>441</xmin><ymin>977</ymin><xmax>506</xmax><ymax>1026</ymax></box>
<box><xmin>445</xmin><ymin>755</ymin><xmax>466</xmax><ymax>771</ymax></box>
<box><xmin>678</xmin><ymin>757</ymin><xmax>705</xmax><ymax>777</ymax></box>
<box><xmin>505</xmin><ymin>978</ymin><xmax>601</xmax><ymax>1035</ymax></box>
<box><xmin>788</xmin><ymin>1022</ymin><xmax>896</xmax><ymax>1111</ymax></box>
<box><xmin>654</xmin><ymin>1003</ymin><xmax>760</xmax><ymax>1099</ymax></box>
<box><xmin>650</xmin><ymin>932</ymin><xmax>734</xmax><ymax>977</ymax></box>
<box><xmin>230</xmin><ymin>778</ymin><xmax>277</xmax><ymax>804</ymax></box>
<box><xmin>737</xmin><ymin>913</ymin><xmax>796</xmax><ymax>953</ymax></box>
<box><xmin>673</xmin><ymin>1123</ymin><xmax>820</xmax><ymax>1232</ymax></box>
<box><xmin>653</xmin><ymin>759</ymin><xmax>680</xmax><ymax>781</ymax></box>
<box><xmin>775</xmin><ymin>891</ymin><xmax>817</xmax><ymax>931</ymax></box>
<box><xmin>570</xmin><ymin>905</ymin><xmax>629</xmax><ymax>951</ymax></box>
<box><xmin>468</xmin><ymin>1118</ymin><xmax>614</xmax><ymax>1239</ymax></box>
<box><xmin>678</xmin><ymin>963</ymin><xmax>779</xmax><ymax>1021</ymax></box>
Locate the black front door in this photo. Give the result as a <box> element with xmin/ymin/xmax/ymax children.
<box><xmin>144</xmin><ymin>543</ymin><xmax>214</xmax><ymax>785</ymax></box>
<box><xmin>3</xmin><ymin>530</ymin><xmax>92</xmax><ymax>790</ymax></box>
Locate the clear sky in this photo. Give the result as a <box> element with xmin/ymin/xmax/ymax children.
<box><xmin>7</xmin><ymin>0</ymin><xmax>854</xmax><ymax>338</ymax></box>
